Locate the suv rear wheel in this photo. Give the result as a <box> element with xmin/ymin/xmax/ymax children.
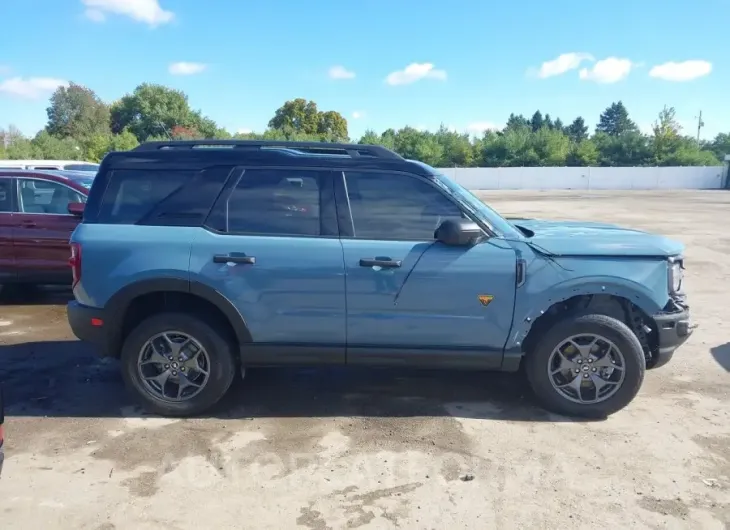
<box><xmin>525</xmin><ymin>313</ymin><xmax>646</xmax><ymax>418</ymax></box>
<box><xmin>120</xmin><ymin>312</ymin><xmax>236</xmax><ymax>417</ymax></box>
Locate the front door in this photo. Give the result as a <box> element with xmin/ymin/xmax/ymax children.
<box><xmin>0</xmin><ymin>177</ymin><xmax>15</xmax><ymax>282</ymax></box>
<box><xmin>337</xmin><ymin>171</ymin><xmax>517</xmax><ymax>369</ymax></box>
<box><xmin>12</xmin><ymin>177</ymin><xmax>84</xmax><ymax>283</ymax></box>
<box><xmin>190</xmin><ymin>167</ymin><xmax>347</xmax><ymax>365</ymax></box>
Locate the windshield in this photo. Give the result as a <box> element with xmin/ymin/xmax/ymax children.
<box><xmin>64</xmin><ymin>164</ymin><xmax>99</xmax><ymax>172</ymax></box>
<box><xmin>431</xmin><ymin>173</ymin><xmax>524</xmax><ymax>239</ymax></box>
<box><xmin>67</xmin><ymin>175</ymin><xmax>95</xmax><ymax>189</ymax></box>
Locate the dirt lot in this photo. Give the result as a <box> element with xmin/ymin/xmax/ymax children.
<box><xmin>0</xmin><ymin>190</ymin><xmax>728</xmax><ymax>529</ymax></box>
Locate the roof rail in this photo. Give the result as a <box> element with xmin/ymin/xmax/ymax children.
<box><xmin>132</xmin><ymin>140</ymin><xmax>403</xmax><ymax>160</ymax></box>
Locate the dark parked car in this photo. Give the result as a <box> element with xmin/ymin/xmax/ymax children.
<box><xmin>0</xmin><ymin>169</ymin><xmax>91</xmax><ymax>286</ymax></box>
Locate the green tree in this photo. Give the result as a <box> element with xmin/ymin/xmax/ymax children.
<box><xmin>434</xmin><ymin>125</ymin><xmax>474</xmax><ymax>167</ymax></box>
<box><xmin>505</xmin><ymin>113</ymin><xmax>529</xmax><ymax>131</ymax></box>
<box><xmin>544</xmin><ymin>113</ymin><xmax>554</xmax><ymax>130</ymax></box>
<box><xmin>392</xmin><ymin>127</ymin><xmax>444</xmax><ymax>166</ymax></box>
<box><xmin>530</xmin><ymin>127</ymin><xmax>570</xmax><ymax>166</ymax></box>
<box><xmin>82</xmin><ymin>129</ymin><xmax>140</xmax><ymax>162</ymax></box>
<box><xmin>267</xmin><ymin>99</ymin><xmax>348</xmax><ymax>141</ymax></box>
<box><xmin>567</xmin><ymin>138</ymin><xmax>599</xmax><ymax>166</ymax></box>
<box><xmin>596</xmin><ymin>101</ymin><xmax>638</xmax><ymax>136</ymax></box>
<box><xmin>659</xmin><ymin>138</ymin><xmax>719</xmax><ymax>166</ymax></box>
<box><xmin>46</xmin><ymin>83</ymin><xmax>110</xmax><ymax>140</ymax></box>
<box><xmin>709</xmin><ymin>133</ymin><xmax>730</xmax><ymax>160</ymax></box>
<box><xmin>110</xmin><ymin>83</ymin><xmax>216</xmax><ymax>142</ymax></box>
<box><xmin>268</xmin><ymin>98</ymin><xmax>321</xmax><ymax>134</ymax></box>
<box><xmin>1</xmin><ymin>126</ymin><xmax>38</xmax><ymax>159</ymax></box>
<box><xmin>553</xmin><ymin>117</ymin><xmax>564</xmax><ymax>133</ymax></box>
<box><xmin>594</xmin><ymin>131</ymin><xmax>651</xmax><ymax>166</ymax></box>
<box><xmin>651</xmin><ymin>106</ymin><xmax>682</xmax><ymax>164</ymax></box>
<box><xmin>530</xmin><ymin>111</ymin><xmax>544</xmax><ymax>132</ymax></box>
<box><xmin>317</xmin><ymin>110</ymin><xmax>348</xmax><ymax>141</ymax></box>
<box><xmin>566</xmin><ymin>117</ymin><xmax>589</xmax><ymax>142</ymax></box>
<box><xmin>358</xmin><ymin>129</ymin><xmax>381</xmax><ymax>145</ymax></box>
<box><xmin>31</xmin><ymin>130</ymin><xmax>82</xmax><ymax>159</ymax></box>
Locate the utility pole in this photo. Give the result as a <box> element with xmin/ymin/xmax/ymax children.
<box><xmin>695</xmin><ymin>111</ymin><xmax>704</xmax><ymax>145</ymax></box>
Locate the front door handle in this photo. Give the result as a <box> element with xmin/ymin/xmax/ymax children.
<box><xmin>359</xmin><ymin>258</ymin><xmax>402</xmax><ymax>268</ymax></box>
<box><xmin>20</xmin><ymin>220</ymin><xmax>37</xmax><ymax>228</ymax></box>
<box><xmin>213</xmin><ymin>254</ymin><xmax>256</xmax><ymax>265</ymax></box>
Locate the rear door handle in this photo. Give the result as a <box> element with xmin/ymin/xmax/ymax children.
<box><xmin>359</xmin><ymin>258</ymin><xmax>402</xmax><ymax>268</ymax></box>
<box><xmin>213</xmin><ymin>254</ymin><xmax>256</xmax><ymax>265</ymax></box>
<box><xmin>20</xmin><ymin>220</ymin><xmax>37</xmax><ymax>228</ymax></box>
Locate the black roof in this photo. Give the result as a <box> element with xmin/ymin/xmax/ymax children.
<box><xmin>102</xmin><ymin>140</ymin><xmax>436</xmax><ymax>176</ymax></box>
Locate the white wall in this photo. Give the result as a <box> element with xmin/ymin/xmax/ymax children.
<box><xmin>437</xmin><ymin>166</ymin><xmax>726</xmax><ymax>190</ymax></box>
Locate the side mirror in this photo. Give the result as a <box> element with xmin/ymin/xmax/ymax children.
<box><xmin>435</xmin><ymin>219</ymin><xmax>485</xmax><ymax>246</ymax></box>
<box><xmin>68</xmin><ymin>202</ymin><xmax>85</xmax><ymax>217</ymax></box>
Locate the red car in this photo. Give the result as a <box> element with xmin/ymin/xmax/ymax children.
<box><xmin>0</xmin><ymin>169</ymin><xmax>92</xmax><ymax>286</ymax></box>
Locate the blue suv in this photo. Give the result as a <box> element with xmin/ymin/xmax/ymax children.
<box><xmin>67</xmin><ymin>140</ymin><xmax>693</xmax><ymax>418</ymax></box>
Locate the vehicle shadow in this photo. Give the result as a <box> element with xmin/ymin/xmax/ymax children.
<box><xmin>710</xmin><ymin>342</ymin><xmax>730</xmax><ymax>372</ymax></box>
<box><xmin>0</xmin><ymin>284</ymin><xmax>73</xmax><ymax>306</ymax></box>
<box><xmin>0</xmin><ymin>339</ymin><xmax>595</xmax><ymax>423</ymax></box>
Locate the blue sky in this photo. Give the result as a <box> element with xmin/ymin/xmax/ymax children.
<box><xmin>0</xmin><ymin>0</ymin><xmax>727</xmax><ymax>140</ymax></box>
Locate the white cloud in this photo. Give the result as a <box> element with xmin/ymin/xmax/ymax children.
<box><xmin>168</xmin><ymin>62</ymin><xmax>207</xmax><ymax>75</ymax></box>
<box><xmin>579</xmin><ymin>57</ymin><xmax>633</xmax><ymax>83</ymax></box>
<box><xmin>534</xmin><ymin>52</ymin><xmax>594</xmax><ymax>78</ymax></box>
<box><xmin>385</xmin><ymin>63</ymin><xmax>447</xmax><ymax>86</ymax></box>
<box><xmin>82</xmin><ymin>0</ymin><xmax>174</xmax><ymax>27</ymax></box>
<box><xmin>351</xmin><ymin>111</ymin><xmax>365</xmax><ymax>119</ymax></box>
<box><xmin>0</xmin><ymin>77</ymin><xmax>68</xmax><ymax>99</ymax></box>
<box><xmin>237</xmin><ymin>128</ymin><xmax>252</xmax><ymax>135</ymax></box>
<box><xmin>328</xmin><ymin>65</ymin><xmax>355</xmax><ymax>80</ymax></box>
<box><xmin>467</xmin><ymin>122</ymin><xmax>500</xmax><ymax>134</ymax></box>
<box><xmin>649</xmin><ymin>60</ymin><xmax>712</xmax><ymax>81</ymax></box>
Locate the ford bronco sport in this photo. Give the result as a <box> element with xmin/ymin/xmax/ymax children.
<box><xmin>67</xmin><ymin>140</ymin><xmax>693</xmax><ymax>418</ymax></box>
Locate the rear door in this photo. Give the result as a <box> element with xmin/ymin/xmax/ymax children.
<box><xmin>12</xmin><ymin>176</ymin><xmax>85</xmax><ymax>282</ymax></box>
<box><xmin>190</xmin><ymin>167</ymin><xmax>347</xmax><ymax>364</ymax></box>
<box><xmin>0</xmin><ymin>177</ymin><xmax>15</xmax><ymax>282</ymax></box>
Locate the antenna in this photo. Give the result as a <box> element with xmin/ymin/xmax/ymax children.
<box><xmin>157</xmin><ymin>121</ymin><xmax>173</xmax><ymax>141</ymax></box>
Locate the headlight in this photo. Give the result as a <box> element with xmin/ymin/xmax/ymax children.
<box><xmin>668</xmin><ymin>259</ymin><xmax>683</xmax><ymax>293</ymax></box>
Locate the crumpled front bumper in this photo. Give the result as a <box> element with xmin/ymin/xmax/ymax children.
<box><xmin>648</xmin><ymin>297</ymin><xmax>695</xmax><ymax>369</ymax></box>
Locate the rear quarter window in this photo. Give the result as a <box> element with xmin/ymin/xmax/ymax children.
<box><xmin>96</xmin><ymin>168</ymin><xmax>232</xmax><ymax>225</ymax></box>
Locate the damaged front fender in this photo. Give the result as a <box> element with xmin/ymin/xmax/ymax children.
<box><xmin>502</xmin><ymin>251</ymin><xmax>673</xmax><ymax>362</ymax></box>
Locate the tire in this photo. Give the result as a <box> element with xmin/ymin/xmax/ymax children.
<box><xmin>120</xmin><ymin>312</ymin><xmax>237</xmax><ymax>417</ymax></box>
<box><xmin>525</xmin><ymin>313</ymin><xmax>645</xmax><ymax>418</ymax></box>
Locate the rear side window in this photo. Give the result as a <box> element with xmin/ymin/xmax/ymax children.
<box><xmin>96</xmin><ymin>168</ymin><xmax>232</xmax><ymax>225</ymax></box>
<box><xmin>206</xmin><ymin>169</ymin><xmax>328</xmax><ymax>236</ymax></box>
<box><xmin>0</xmin><ymin>179</ymin><xmax>11</xmax><ymax>212</ymax></box>
<box><xmin>98</xmin><ymin>170</ymin><xmax>195</xmax><ymax>224</ymax></box>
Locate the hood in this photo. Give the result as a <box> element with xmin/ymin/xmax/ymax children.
<box><xmin>508</xmin><ymin>218</ymin><xmax>684</xmax><ymax>258</ymax></box>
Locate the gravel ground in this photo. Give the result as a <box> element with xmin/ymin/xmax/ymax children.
<box><xmin>0</xmin><ymin>190</ymin><xmax>728</xmax><ymax>529</ymax></box>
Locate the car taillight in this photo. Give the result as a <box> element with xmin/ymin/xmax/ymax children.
<box><xmin>69</xmin><ymin>242</ymin><xmax>81</xmax><ymax>287</ymax></box>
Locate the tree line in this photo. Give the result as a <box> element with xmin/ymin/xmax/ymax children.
<box><xmin>0</xmin><ymin>82</ymin><xmax>728</xmax><ymax>167</ymax></box>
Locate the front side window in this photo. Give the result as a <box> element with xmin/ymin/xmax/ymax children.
<box><xmin>17</xmin><ymin>178</ymin><xmax>84</xmax><ymax>214</ymax></box>
<box><xmin>208</xmin><ymin>169</ymin><xmax>324</xmax><ymax>236</ymax></box>
<box><xmin>344</xmin><ymin>171</ymin><xmax>466</xmax><ymax>240</ymax></box>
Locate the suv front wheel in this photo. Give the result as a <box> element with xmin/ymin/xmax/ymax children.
<box><xmin>120</xmin><ymin>312</ymin><xmax>237</xmax><ymax>417</ymax></box>
<box><xmin>525</xmin><ymin>313</ymin><xmax>646</xmax><ymax>418</ymax></box>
